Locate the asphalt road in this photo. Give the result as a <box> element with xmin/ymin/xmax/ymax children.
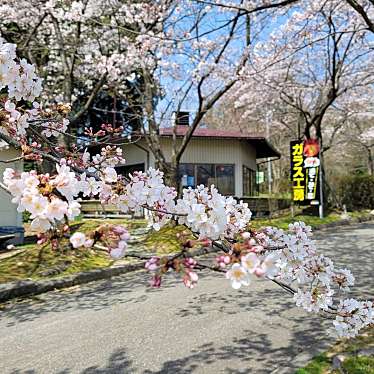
<box><xmin>0</xmin><ymin>222</ymin><xmax>373</xmax><ymax>374</ymax></box>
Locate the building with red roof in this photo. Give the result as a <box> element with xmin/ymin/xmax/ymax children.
<box><xmin>118</xmin><ymin>123</ymin><xmax>280</xmax><ymax>197</ymax></box>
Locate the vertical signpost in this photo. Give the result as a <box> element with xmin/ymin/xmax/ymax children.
<box><xmin>290</xmin><ymin>139</ymin><xmax>322</xmax><ymax>215</ymax></box>
<box><xmin>290</xmin><ymin>140</ymin><xmax>306</xmax><ymax>202</ymax></box>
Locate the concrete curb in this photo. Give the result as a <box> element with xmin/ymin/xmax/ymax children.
<box><xmin>312</xmin><ymin>214</ymin><xmax>374</xmax><ymax>231</ymax></box>
<box><xmin>1</xmin><ymin>215</ymin><xmax>373</xmax><ymax>303</ymax></box>
<box><xmin>0</xmin><ymin>246</ymin><xmax>218</xmax><ymax>303</ymax></box>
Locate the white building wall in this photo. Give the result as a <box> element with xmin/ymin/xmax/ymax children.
<box><xmin>238</xmin><ymin>141</ymin><xmax>257</xmax><ymax>197</ymax></box>
<box><xmin>166</xmin><ymin>138</ymin><xmax>250</xmax><ymax>197</ymax></box>
<box><xmin>0</xmin><ymin>148</ymin><xmax>23</xmax><ymax>227</ymax></box>
<box><xmin>122</xmin><ymin>143</ymin><xmax>149</xmax><ymax>168</ymax></box>
<box><xmin>121</xmin><ymin>137</ymin><xmax>257</xmax><ymax>197</ymax></box>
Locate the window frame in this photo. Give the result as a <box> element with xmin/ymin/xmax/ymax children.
<box><xmin>178</xmin><ymin>163</ymin><xmax>235</xmax><ymax>195</ymax></box>
<box><xmin>242</xmin><ymin>165</ymin><xmax>258</xmax><ymax>197</ymax></box>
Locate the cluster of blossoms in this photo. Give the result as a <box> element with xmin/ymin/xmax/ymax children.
<box><xmin>2</xmin><ymin>100</ymin><xmax>36</xmax><ymax>138</ymax></box>
<box><xmin>3</xmin><ymin>163</ymin><xmax>82</xmax><ymax>233</ymax></box>
<box><xmin>105</xmin><ymin>169</ymin><xmax>252</xmax><ymax>240</ymax></box>
<box><xmin>93</xmin><ymin>224</ymin><xmax>130</xmax><ymax>259</ymax></box>
<box><xmin>145</xmin><ymin>255</ymin><xmax>200</xmax><ymax>289</ymax></box>
<box><xmin>359</xmin><ymin>126</ymin><xmax>374</xmax><ymax>144</ymax></box>
<box><xmin>82</xmin><ymin>146</ymin><xmax>124</xmax><ymax>177</ymax></box>
<box><xmin>261</xmin><ymin>222</ymin><xmax>372</xmax><ymax>337</ymax></box>
<box><xmin>69</xmin><ymin>232</ymin><xmax>94</xmax><ymax>249</ymax></box>
<box><xmin>225</xmin><ymin>251</ymin><xmax>279</xmax><ymax>289</ymax></box>
<box><xmin>0</xmin><ymin>38</ymin><xmax>42</xmax><ymax>101</ymax></box>
<box><xmin>41</xmin><ymin>117</ymin><xmax>69</xmax><ymax>138</ymax></box>
<box><xmin>0</xmin><ymin>39</ymin><xmax>70</xmax><ymax>146</ymax></box>
<box><xmin>70</xmin><ymin>224</ymin><xmax>130</xmax><ymax>259</ymax></box>
<box><xmin>145</xmin><ymin>216</ymin><xmax>372</xmax><ymax>338</ymax></box>
<box><xmin>214</xmin><ymin>230</ymin><xmax>279</xmax><ymax>289</ymax></box>
<box><xmin>333</xmin><ymin>299</ymin><xmax>373</xmax><ymax>338</ymax></box>
<box><xmin>107</xmin><ymin>168</ymin><xmax>178</xmax><ymax>230</ymax></box>
<box><xmin>2</xmin><ymin>145</ymin><xmax>125</xmax><ymax>234</ymax></box>
<box><xmin>2</xmin><ymin>99</ymin><xmax>70</xmax><ymax>141</ymax></box>
<box><xmin>175</xmin><ymin>185</ymin><xmax>252</xmax><ymax>240</ymax></box>
<box><xmin>0</xmin><ymin>39</ymin><xmax>41</xmax><ymax>141</ymax></box>
<box><xmin>0</xmin><ymin>0</ymin><xmax>171</xmax><ymax>91</ymax></box>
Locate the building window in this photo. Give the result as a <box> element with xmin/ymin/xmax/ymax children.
<box><xmin>179</xmin><ymin>163</ymin><xmax>235</xmax><ymax>195</ymax></box>
<box><xmin>216</xmin><ymin>164</ymin><xmax>235</xmax><ymax>195</ymax></box>
<box><xmin>243</xmin><ymin>166</ymin><xmax>257</xmax><ymax>196</ymax></box>
<box><xmin>178</xmin><ymin>164</ymin><xmax>195</xmax><ymax>188</ymax></box>
<box><xmin>196</xmin><ymin>164</ymin><xmax>215</xmax><ymax>187</ymax></box>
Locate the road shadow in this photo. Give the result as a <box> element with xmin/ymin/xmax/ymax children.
<box><xmin>314</xmin><ymin>222</ymin><xmax>374</xmax><ymax>298</ymax></box>
<box><xmin>9</xmin><ymin>348</ymin><xmax>133</xmax><ymax>374</ymax></box>
<box><xmin>5</xmin><ymin>311</ymin><xmax>331</xmax><ymax>374</ymax></box>
<box><xmin>142</xmin><ymin>322</ymin><xmax>330</xmax><ymax>373</ymax></box>
<box><xmin>0</xmin><ymin>269</ymin><xmax>182</xmax><ymax>327</ymax></box>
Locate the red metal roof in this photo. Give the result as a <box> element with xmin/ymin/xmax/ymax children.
<box><xmin>159</xmin><ymin>127</ymin><xmax>264</xmax><ymax>139</ymax></box>
<box><xmin>159</xmin><ymin>127</ymin><xmax>280</xmax><ymax>159</ymax></box>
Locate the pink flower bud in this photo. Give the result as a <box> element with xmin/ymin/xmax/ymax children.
<box><xmin>189</xmin><ymin>271</ymin><xmax>198</xmax><ymax>282</ymax></box>
<box><xmin>254</xmin><ymin>267</ymin><xmax>265</xmax><ymax>277</ymax></box>
<box><xmin>150</xmin><ymin>274</ymin><xmax>162</xmax><ymax>288</ymax></box>
<box><xmin>145</xmin><ymin>256</ymin><xmax>160</xmax><ymax>271</ymax></box>
<box><xmin>223</xmin><ymin>255</ymin><xmax>231</xmax><ymax>264</ymax></box>
<box><xmin>113</xmin><ymin>225</ymin><xmax>126</xmax><ymax>235</ymax></box>
<box><xmin>199</xmin><ymin>238</ymin><xmax>212</xmax><ymax>247</ymax></box>
<box><xmin>184</xmin><ymin>257</ymin><xmax>197</xmax><ymax>268</ymax></box>
<box><xmin>183</xmin><ymin>270</ymin><xmax>198</xmax><ymax>289</ymax></box>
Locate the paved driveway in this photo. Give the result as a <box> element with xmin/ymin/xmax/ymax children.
<box><xmin>0</xmin><ymin>222</ymin><xmax>373</xmax><ymax>374</ymax></box>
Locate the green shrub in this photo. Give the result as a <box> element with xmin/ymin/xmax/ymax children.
<box><xmin>337</xmin><ymin>174</ymin><xmax>374</xmax><ymax>211</ymax></box>
<box><xmin>342</xmin><ymin>356</ymin><xmax>374</xmax><ymax>374</ymax></box>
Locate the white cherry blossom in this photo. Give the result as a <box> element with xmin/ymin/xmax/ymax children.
<box><xmin>70</xmin><ymin>232</ymin><xmax>88</xmax><ymax>249</ymax></box>
<box><xmin>226</xmin><ymin>264</ymin><xmax>251</xmax><ymax>289</ymax></box>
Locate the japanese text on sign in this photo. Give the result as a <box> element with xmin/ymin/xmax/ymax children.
<box><xmin>290</xmin><ymin>141</ymin><xmax>305</xmax><ymax>202</ymax></box>
<box><xmin>290</xmin><ymin>140</ymin><xmax>321</xmax><ymax>203</ymax></box>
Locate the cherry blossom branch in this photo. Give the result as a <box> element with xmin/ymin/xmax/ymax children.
<box><xmin>0</xmin><ymin>181</ymin><xmax>11</xmax><ymax>194</ymax></box>
<box><xmin>0</xmin><ymin>156</ymin><xmax>24</xmax><ymax>164</ymax></box>
<box><xmin>70</xmin><ymin>72</ymin><xmax>108</xmax><ymax>125</ymax></box>
<box><xmin>195</xmin><ymin>0</ymin><xmax>299</xmax><ymax>13</ymax></box>
<box><xmin>345</xmin><ymin>0</ymin><xmax>374</xmax><ymax>33</ymax></box>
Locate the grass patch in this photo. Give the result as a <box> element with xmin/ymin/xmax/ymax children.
<box><xmin>296</xmin><ymin>327</ymin><xmax>374</xmax><ymax>374</ymax></box>
<box><xmin>1</xmin><ymin>218</ymin><xmax>194</xmax><ymax>283</ymax></box>
<box><xmin>1</xmin><ymin>218</ymin><xmax>148</xmax><ymax>284</ymax></box>
<box><xmin>295</xmin><ymin>354</ymin><xmax>330</xmax><ymax>374</ymax></box>
<box><xmin>144</xmin><ymin>224</ymin><xmax>195</xmax><ymax>255</ymax></box>
<box><xmin>342</xmin><ymin>356</ymin><xmax>374</xmax><ymax>373</ymax></box>
<box><xmin>0</xmin><ymin>243</ymin><xmax>112</xmax><ymax>283</ymax></box>
<box><xmin>250</xmin><ymin>210</ymin><xmax>371</xmax><ymax>231</ymax></box>
<box><xmin>24</xmin><ymin>218</ymin><xmax>148</xmax><ymax>237</ymax></box>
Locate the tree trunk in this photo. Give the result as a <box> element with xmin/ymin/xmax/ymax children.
<box><xmin>368</xmin><ymin>148</ymin><xmax>374</xmax><ymax>176</ymax></box>
<box><xmin>158</xmin><ymin>161</ymin><xmax>180</xmax><ymax>193</ymax></box>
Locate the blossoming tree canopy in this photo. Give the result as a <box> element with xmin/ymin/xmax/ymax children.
<box><xmin>0</xmin><ymin>1</ymin><xmax>171</xmax><ymax>99</ymax></box>
<box><xmin>0</xmin><ymin>39</ymin><xmax>373</xmax><ymax>339</ymax></box>
<box><xmin>226</xmin><ymin>0</ymin><xmax>374</xmax><ymax>143</ymax></box>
